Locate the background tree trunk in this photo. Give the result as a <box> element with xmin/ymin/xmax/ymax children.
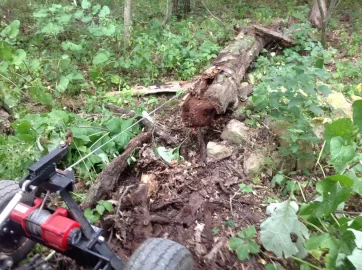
<box><xmin>173</xmin><ymin>0</ymin><xmax>191</xmax><ymax>19</ymax></box>
<box><xmin>163</xmin><ymin>0</ymin><xmax>173</xmax><ymax>26</ymax></box>
<box><xmin>124</xmin><ymin>0</ymin><xmax>132</xmax><ymax>48</ymax></box>
<box><xmin>309</xmin><ymin>0</ymin><xmax>327</xmax><ymax>30</ymax></box>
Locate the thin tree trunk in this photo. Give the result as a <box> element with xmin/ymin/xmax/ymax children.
<box><xmin>124</xmin><ymin>0</ymin><xmax>132</xmax><ymax>48</ymax></box>
<box><xmin>163</xmin><ymin>0</ymin><xmax>173</xmax><ymax>26</ymax></box>
<box><xmin>309</xmin><ymin>0</ymin><xmax>327</xmax><ymax>30</ymax></box>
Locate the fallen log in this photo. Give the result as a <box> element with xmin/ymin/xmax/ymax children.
<box><xmin>180</xmin><ymin>25</ymin><xmax>293</xmax><ymax>127</ymax></box>
<box><xmin>82</xmin><ymin>131</ymin><xmax>152</xmax><ymax>209</ymax></box>
<box><xmin>106</xmin><ymin>81</ymin><xmax>194</xmax><ymax>96</ymax></box>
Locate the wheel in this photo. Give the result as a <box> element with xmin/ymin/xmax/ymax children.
<box><xmin>125</xmin><ymin>238</ymin><xmax>193</xmax><ymax>270</ymax></box>
<box><xmin>0</xmin><ymin>180</ymin><xmax>36</xmax><ymax>264</ymax></box>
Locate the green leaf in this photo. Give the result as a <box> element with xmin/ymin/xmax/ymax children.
<box><xmin>0</xmin><ymin>41</ymin><xmax>13</xmax><ymax>61</ymax></box>
<box><xmin>30</xmin><ymin>85</ymin><xmax>52</xmax><ymax>106</ymax></box>
<box><xmin>248</xmin><ymin>240</ymin><xmax>260</xmax><ymax>254</ymax></box>
<box><xmin>352</xmin><ymin>100</ymin><xmax>362</xmax><ymax>132</ymax></box>
<box><xmin>61</xmin><ymin>41</ymin><xmax>83</xmax><ymax>51</ymax></box>
<box><xmin>102</xmin><ymin>201</ymin><xmax>113</xmax><ymax>212</ymax></box>
<box><xmin>41</xmin><ymin>23</ymin><xmax>62</xmax><ymax>35</ymax></box>
<box><xmin>229</xmin><ymin>237</ymin><xmax>244</xmax><ymax>250</ymax></box>
<box><xmin>317</xmin><ymin>83</ymin><xmax>331</xmax><ymax>96</ymax></box>
<box><xmin>81</xmin><ymin>0</ymin><xmax>91</xmax><ymax>9</ymax></box>
<box><xmin>99</xmin><ymin>6</ymin><xmax>110</xmax><ymax>18</ymax></box>
<box><xmin>11</xmin><ymin>49</ymin><xmax>26</xmax><ymax>66</ymax></box>
<box><xmin>315</xmin><ymin>57</ymin><xmax>324</xmax><ymax>68</ymax></box>
<box><xmin>348</xmin><ymin>229</ymin><xmax>362</xmax><ymax>249</ymax></box>
<box><xmin>56</xmin><ymin>77</ymin><xmax>70</xmax><ymax>93</ymax></box>
<box><xmin>93</xmin><ymin>50</ymin><xmax>110</xmax><ymax>65</ymax></box>
<box><xmin>96</xmin><ymin>204</ymin><xmax>105</xmax><ymax>215</ymax></box>
<box><xmin>324</xmin><ymin>118</ymin><xmax>354</xmax><ymax>142</ymax></box>
<box><xmin>265</xmin><ymin>264</ymin><xmax>284</xmax><ymax>270</ymax></box>
<box><xmin>347</xmin><ymin>248</ymin><xmax>362</xmax><ymax>269</ymax></box>
<box><xmin>330</xmin><ymin>137</ymin><xmax>356</xmax><ymax>172</ymax></box>
<box><xmin>33</xmin><ymin>9</ymin><xmax>48</xmax><ymax>18</ymax></box>
<box><xmin>1</xmin><ymin>20</ymin><xmax>20</xmax><ymax>39</ymax></box>
<box><xmin>260</xmin><ymin>200</ymin><xmax>309</xmax><ymax>258</ymax></box>
<box><xmin>313</xmin><ymin>175</ymin><xmax>353</xmax><ymax>217</ymax></box>
<box><xmin>242</xmin><ymin>225</ymin><xmax>257</xmax><ymax>239</ymax></box>
<box><xmin>272</xmin><ymin>173</ymin><xmax>285</xmax><ymax>187</ymax></box>
<box><xmin>92</xmin><ymin>4</ymin><xmax>101</xmax><ymax>14</ymax></box>
<box><xmin>156</xmin><ymin>147</ymin><xmax>178</xmax><ymax>163</ymax></box>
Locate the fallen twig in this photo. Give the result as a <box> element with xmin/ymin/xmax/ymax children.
<box><xmin>204</xmin><ymin>237</ymin><xmax>227</xmax><ymax>261</ymax></box>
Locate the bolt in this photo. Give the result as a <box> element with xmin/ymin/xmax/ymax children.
<box><xmin>98</xmin><ymin>236</ymin><xmax>105</xmax><ymax>243</ymax></box>
<box><xmin>2</xmin><ymin>227</ymin><xmax>7</xmax><ymax>233</ymax></box>
<box><xmin>10</xmin><ymin>230</ymin><xmax>14</xmax><ymax>234</ymax></box>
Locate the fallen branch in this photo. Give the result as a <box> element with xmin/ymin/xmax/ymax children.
<box><xmin>204</xmin><ymin>237</ymin><xmax>227</xmax><ymax>261</ymax></box>
<box><xmin>82</xmin><ymin>132</ymin><xmax>152</xmax><ymax>209</ymax></box>
<box><xmin>106</xmin><ymin>81</ymin><xmax>193</xmax><ymax>96</ymax></box>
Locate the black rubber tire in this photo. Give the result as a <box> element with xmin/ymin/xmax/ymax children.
<box><xmin>125</xmin><ymin>238</ymin><xmax>193</xmax><ymax>270</ymax></box>
<box><xmin>0</xmin><ymin>180</ymin><xmax>36</xmax><ymax>264</ymax></box>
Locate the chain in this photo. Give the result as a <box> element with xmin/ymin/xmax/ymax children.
<box><xmin>66</xmin><ymin>91</ymin><xmax>183</xmax><ymax>170</ymax></box>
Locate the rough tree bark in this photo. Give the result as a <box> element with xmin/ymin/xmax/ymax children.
<box><xmin>180</xmin><ymin>26</ymin><xmax>293</xmax><ymax>127</ymax></box>
<box><xmin>309</xmin><ymin>0</ymin><xmax>327</xmax><ymax>30</ymax></box>
<box><xmin>124</xmin><ymin>0</ymin><xmax>132</xmax><ymax>48</ymax></box>
<box><xmin>163</xmin><ymin>0</ymin><xmax>173</xmax><ymax>26</ymax></box>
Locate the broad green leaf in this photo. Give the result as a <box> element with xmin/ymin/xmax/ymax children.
<box><xmin>30</xmin><ymin>85</ymin><xmax>52</xmax><ymax>106</ymax></box>
<box><xmin>265</xmin><ymin>264</ymin><xmax>284</xmax><ymax>270</ymax></box>
<box><xmin>96</xmin><ymin>204</ymin><xmax>105</xmax><ymax>215</ymax></box>
<box><xmin>81</xmin><ymin>0</ymin><xmax>91</xmax><ymax>9</ymax></box>
<box><xmin>92</xmin><ymin>4</ymin><xmax>101</xmax><ymax>14</ymax></box>
<box><xmin>315</xmin><ymin>57</ymin><xmax>324</xmax><ymax>68</ymax></box>
<box><xmin>33</xmin><ymin>9</ymin><xmax>48</xmax><ymax>18</ymax></box>
<box><xmin>1</xmin><ymin>20</ymin><xmax>20</xmax><ymax>39</ymax></box>
<box><xmin>102</xmin><ymin>201</ymin><xmax>113</xmax><ymax>212</ymax></box>
<box><xmin>242</xmin><ymin>226</ymin><xmax>257</xmax><ymax>239</ymax></box>
<box><xmin>317</xmin><ymin>83</ymin><xmax>331</xmax><ymax>96</ymax></box>
<box><xmin>230</xmin><ymin>237</ymin><xmax>244</xmax><ymax>250</ymax></box>
<box><xmin>0</xmin><ymin>61</ymin><xmax>8</xmax><ymax>72</ymax></box>
<box><xmin>41</xmin><ymin>23</ymin><xmax>61</xmax><ymax>35</ymax></box>
<box><xmin>74</xmin><ymin>10</ymin><xmax>84</xmax><ymax>19</ymax></box>
<box><xmin>352</xmin><ymin>100</ymin><xmax>362</xmax><ymax>132</ymax></box>
<box><xmin>272</xmin><ymin>173</ymin><xmax>284</xmax><ymax>187</ymax></box>
<box><xmin>330</xmin><ymin>137</ymin><xmax>356</xmax><ymax>172</ymax></box>
<box><xmin>156</xmin><ymin>147</ymin><xmax>178</xmax><ymax>163</ymax></box>
<box><xmin>324</xmin><ymin>118</ymin><xmax>354</xmax><ymax>142</ymax></box>
<box><xmin>61</xmin><ymin>41</ymin><xmax>83</xmax><ymax>51</ymax></box>
<box><xmin>313</xmin><ymin>175</ymin><xmax>353</xmax><ymax>217</ymax></box>
<box><xmin>57</xmin><ymin>14</ymin><xmax>72</xmax><ymax>24</ymax></box>
<box><xmin>93</xmin><ymin>50</ymin><xmax>110</xmax><ymax>65</ymax></box>
<box><xmin>248</xmin><ymin>240</ymin><xmax>260</xmax><ymax>254</ymax></box>
<box><xmin>347</xmin><ymin>248</ymin><xmax>362</xmax><ymax>270</ymax></box>
<box><xmin>11</xmin><ymin>49</ymin><xmax>26</xmax><ymax>66</ymax></box>
<box><xmin>56</xmin><ymin>77</ymin><xmax>70</xmax><ymax>93</ymax></box>
<box><xmin>99</xmin><ymin>6</ymin><xmax>110</xmax><ymax>18</ymax></box>
<box><xmin>260</xmin><ymin>200</ymin><xmax>309</xmax><ymax>258</ymax></box>
<box><xmin>0</xmin><ymin>41</ymin><xmax>13</xmax><ymax>61</ymax></box>
<box><xmin>348</xmin><ymin>229</ymin><xmax>362</xmax><ymax>249</ymax></box>
<box><xmin>106</xmin><ymin>118</ymin><xmax>123</xmax><ymax>134</ymax></box>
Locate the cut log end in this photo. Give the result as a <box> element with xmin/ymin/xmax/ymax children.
<box><xmin>181</xmin><ymin>98</ymin><xmax>216</xmax><ymax>127</ymax></box>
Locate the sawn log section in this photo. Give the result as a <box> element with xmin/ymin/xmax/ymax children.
<box><xmin>180</xmin><ymin>25</ymin><xmax>292</xmax><ymax>127</ymax></box>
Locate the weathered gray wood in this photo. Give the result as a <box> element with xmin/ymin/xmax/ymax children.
<box><xmin>181</xmin><ymin>26</ymin><xmax>293</xmax><ymax>127</ymax></box>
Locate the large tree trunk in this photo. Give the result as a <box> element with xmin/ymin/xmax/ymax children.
<box><xmin>180</xmin><ymin>26</ymin><xmax>293</xmax><ymax>127</ymax></box>
<box><xmin>309</xmin><ymin>0</ymin><xmax>327</xmax><ymax>30</ymax></box>
<box><xmin>173</xmin><ymin>0</ymin><xmax>191</xmax><ymax>19</ymax></box>
<box><xmin>124</xmin><ymin>0</ymin><xmax>132</xmax><ymax>48</ymax></box>
<box><xmin>163</xmin><ymin>0</ymin><xmax>173</xmax><ymax>25</ymax></box>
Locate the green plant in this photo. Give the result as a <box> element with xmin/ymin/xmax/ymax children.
<box><xmin>229</xmin><ymin>225</ymin><xmax>260</xmax><ymax>261</ymax></box>
<box><xmin>239</xmin><ymin>183</ymin><xmax>253</xmax><ymax>193</ymax></box>
<box><xmin>260</xmin><ymin>101</ymin><xmax>362</xmax><ymax>269</ymax></box>
<box><xmin>84</xmin><ymin>200</ymin><xmax>113</xmax><ymax>224</ymax></box>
